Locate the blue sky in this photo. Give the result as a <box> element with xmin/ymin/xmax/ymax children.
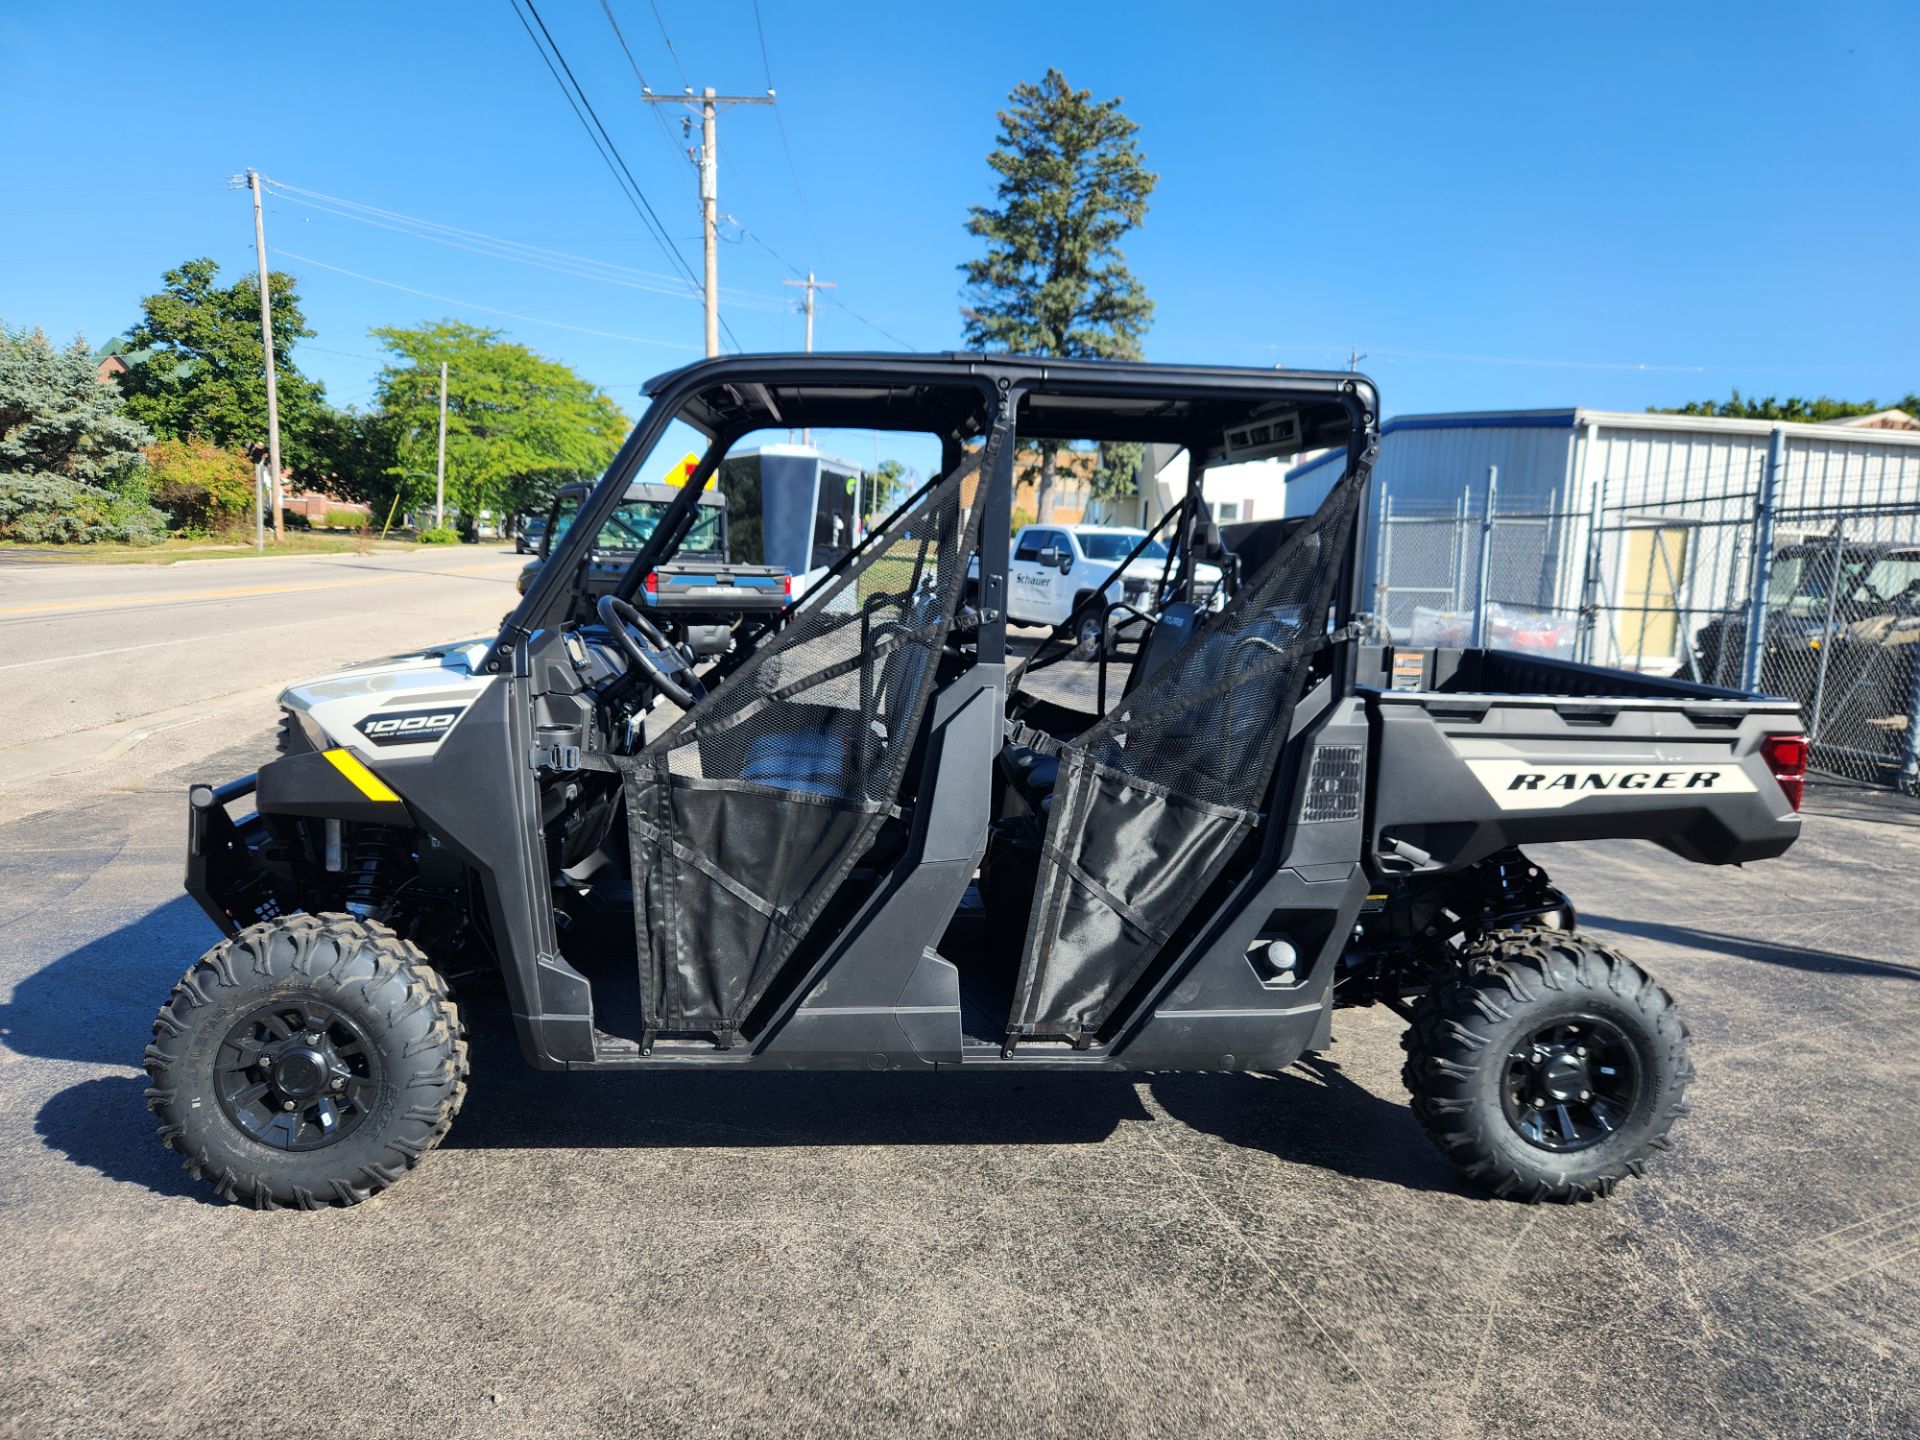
<box><xmin>3</xmin><ymin>1</ymin><xmax>1915</xmax><ymax>425</ymax></box>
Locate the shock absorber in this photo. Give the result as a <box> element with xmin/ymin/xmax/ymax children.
<box><xmin>342</xmin><ymin>825</ymin><xmax>414</xmax><ymax>916</ymax></box>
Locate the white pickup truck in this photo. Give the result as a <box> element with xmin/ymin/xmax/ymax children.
<box><xmin>1004</xmin><ymin>523</ymin><xmax>1223</xmax><ymax>654</ymax></box>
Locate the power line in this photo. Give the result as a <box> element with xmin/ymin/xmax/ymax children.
<box><xmin>509</xmin><ymin>0</ymin><xmax>740</xmax><ymax>350</ymax></box>
<box><xmin>270</xmin><ymin>246</ymin><xmax>700</xmax><ymax>349</ymax></box>
<box><xmin>509</xmin><ymin>0</ymin><xmax>676</xmax><ymax>273</ymax></box>
<box><xmin>1243</xmin><ymin>340</ymin><xmax>1713</xmax><ymax>374</ymax></box>
<box><xmin>748</xmin><ymin>0</ymin><xmax>825</xmax><ymax>261</ymax></box>
<box><xmin>261</xmin><ymin>178</ymin><xmax>786</xmax><ymax>309</ymax></box>
<box><xmin>646</xmin><ymin>0</ymin><xmax>691</xmax><ymax>89</ymax></box>
<box><xmin>598</xmin><ymin>0</ymin><xmax>695</xmax><ymax>171</ymax></box>
<box><xmin>733</xmin><ymin>222</ymin><xmax>913</xmax><ymax>349</ymax></box>
<box><xmin>264</xmin><ymin>178</ymin><xmax>768</xmax><ymax>298</ymax></box>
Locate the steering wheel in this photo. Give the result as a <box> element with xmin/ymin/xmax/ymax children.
<box><xmin>596</xmin><ymin>593</ymin><xmax>704</xmax><ymax>710</ymax></box>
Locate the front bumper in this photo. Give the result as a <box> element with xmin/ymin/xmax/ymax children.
<box><xmin>185</xmin><ymin>775</ymin><xmax>287</xmax><ymax>934</ymax></box>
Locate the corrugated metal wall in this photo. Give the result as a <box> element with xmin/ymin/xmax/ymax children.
<box><xmin>1286</xmin><ymin>414</ymin><xmax>1578</xmax><ymax>517</ymax></box>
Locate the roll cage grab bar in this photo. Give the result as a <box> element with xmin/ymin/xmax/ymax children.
<box><xmin>490</xmin><ymin>356</ymin><xmax>1378</xmax><ymax>677</ymax></box>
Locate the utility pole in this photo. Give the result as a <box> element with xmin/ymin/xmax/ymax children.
<box><xmin>435</xmin><ymin>361</ymin><xmax>448</xmax><ymax>531</ymax></box>
<box><xmin>783</xmin><ymin>269</ymin><xmax>836</xmax><ymax>445</ymax></box>
<box><xmin>1346</xmin><ymin>346</ymin><xmax>1367</xmax><ymax>373</ymax></box>
<box><xmin>783</xmin><ymin>268</ymin><xmax>836</xmax><ymax>352</ymax></box>
<box><xmin>246</xmin><ymin>170</ymin><xmax>285</xmax><ymax>539</ymax></box>
<box><xmin>642</xmin><ymin>85</ymin><xmax>775</xmax><ymax>357</ymax></box>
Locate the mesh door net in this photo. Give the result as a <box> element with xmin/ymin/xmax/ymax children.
<box><xmin>1009</xmin><ymin>465</ymin><xmax>1365</xmax><ymax>1042</ymax></box>
<box><xmin>615</xmin><ymin>453</ymin><xmax>984</xmax><ymax>1041</ymax></box>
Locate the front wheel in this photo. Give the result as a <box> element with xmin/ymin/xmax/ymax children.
<box><xmin>1401</xmin><ymin>928</ymin><xmax>1691</xmax><ymax>1202</ymax></box>
<box><xmin>144</xmin><ymin>914</ymin><xmax>467</xmax><ymax>1208</ymax></box>
<box><xmin>1071</xmin><ymin>608</ymin><xmax>1109</xmax><ymax>661</ymax></box>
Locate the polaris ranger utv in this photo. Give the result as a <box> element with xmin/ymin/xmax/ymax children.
<box><xmin>151</xmin><ymin>354</ymin><xmax>1808</xmax><ymax>1209</ymax></box>
<box><xmin>516</xmin><ymin>479</ymin><xmax>791</xmax><ymax>657</ymax></box>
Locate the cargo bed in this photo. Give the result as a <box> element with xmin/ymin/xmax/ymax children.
<box><xmin>1360</xmin><ymin>646</ymin><xmax>1806</xmax><ymax>872</ymax></box>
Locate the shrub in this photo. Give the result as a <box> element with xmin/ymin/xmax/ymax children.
<box><xmin>0</xmin><ymin>473</ymin><xmax>167</xmax><ymax>544</ymax></box>
<box><xmin>417</xmin><ymin>526</ymin><xmax>461</xmax><ymax>545</ymax></box>
<box><xmin>323</xmin><ymin>507</ymin><xmax>366</xmax><ymax>529</ymax></box>
<box><xmin>144</xmin><ymin>438</ymin><xmax>254</xmax><ymax>534</ymax></box>
<box><xmin>1010</xmin><ymin>506</ymin><xmax>1036</xmax><ymax>535</ymax></box>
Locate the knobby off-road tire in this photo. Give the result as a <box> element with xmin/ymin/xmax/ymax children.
<box><xmin>1401</xmin><ymin>928</ymin><xmax>1691</xmax><ymax>1203</ymax></box>
<box><xmin>144</xmin><ymin>914</ymin><xmax>467</xmax><ymax>1209</ymax></box>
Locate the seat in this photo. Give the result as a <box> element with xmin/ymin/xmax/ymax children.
<box><xmin>740</xmin><ymin>723</ymin><xmax>854</xmax><ymax>799</ymax></box>
<box><xmin>1124</xmin><ymin>601</ymin><xmax>1203</xmax><ymax>696</ymax></box>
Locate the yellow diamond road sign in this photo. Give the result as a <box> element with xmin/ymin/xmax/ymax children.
<box><xmin>662</xmin><ymin>452</ymin><xmax>711</xmax><ymax>490</ymax></box>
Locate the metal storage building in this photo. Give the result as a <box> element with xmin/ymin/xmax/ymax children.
<box><xmin>1285</xmin><ymin>406</ymin><xmax>1920</xmax><ymax>666</ymax></box>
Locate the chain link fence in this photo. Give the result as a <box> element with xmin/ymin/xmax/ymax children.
<box><xmin>1368</xmin><ymin>457</ymin><xmax>1920</xmax><ymax>794</ymax></box>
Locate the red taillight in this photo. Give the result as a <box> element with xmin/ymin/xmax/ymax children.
<box><xmin>643</xmin><ymin>570</ymin><xmax>657</xmax><ymax>594</ymax></box>
<box><xmin>1761</xmin><ymin>733</ymin><xmax>1808</xmax><ymax>811</ymax></box>
<box><xmin>782</xmin><ymin>572</ymin><xmax>792</xmax><ymax>597</ymax></box>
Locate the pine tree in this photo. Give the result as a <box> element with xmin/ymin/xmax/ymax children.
<box><xmin>0</xmin><ymin>323</ymin><xmax>152</xmax><ymax>482</ymax></box>
<box><xmin>961</xmin><ymin>69</ymin><xmax>1157</xmax><ymax>522</ymax></box>
<box><xmin>0</xmin><ymin>322</ymin><xmax>166</xmax><ymax>543</ymax></box>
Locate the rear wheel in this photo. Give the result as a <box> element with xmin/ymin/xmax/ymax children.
<box><xmin>144</xmin><ymin>914</ymin><xmax>467</xmax><ymax>1208</ymax></box>
<box><xmin>1401</xmin><ymin>928</ymin><xmax>1691</xmax><ymax>1202</ymax></box>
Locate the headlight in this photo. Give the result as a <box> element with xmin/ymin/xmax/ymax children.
<box><xmin>282</xmin><ymin>707</ymin><xmax>331</xmax><ymax>755</ymax></box>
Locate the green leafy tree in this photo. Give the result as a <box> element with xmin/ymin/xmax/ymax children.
<box><xmin>1651</xmin><ymin>388</ymin><xmax>1920</xmax><ymax>423</ymax></box>
<box><xmin>863</xmin><ymin>458</ymin><xmax>912</xmax><ymax>519</ymax></box>
<box><xmin>305</xmin><ymin>406</ymin><xmax>397</xmax><ymax>509</ymax></box>
<box><xmin>961</xmin><ymin>68</ymin><xmax>1157</xmax><ymax>522</ymax></box>
<box><xmin>116</xmin><ymin>257</ymin><xmax>330</xmax><ymax>470</ymax></box>
<box><xmin>369</xmin><ymin>321</ymin><xmax>628</xmax><ymax>525</ymax></box>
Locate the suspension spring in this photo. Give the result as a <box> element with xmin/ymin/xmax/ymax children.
<box><xmin>342</xmin><ymin>826</ymin><xmax>414</xmax><ymax>917</ymax></box>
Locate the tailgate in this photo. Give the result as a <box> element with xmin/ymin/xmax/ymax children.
<box><xmin>642</xmin><ymin>564</ymin><xmax>790</xmax><ymax>613</ymax></box>
<box><xmin>1367</xmin><ymin>687</ymin><xmax>1806</xmax><ymax>869</ymax></box>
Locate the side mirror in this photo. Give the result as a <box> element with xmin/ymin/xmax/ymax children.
<box><xmin>1037</xmin><ymin>546</ymin><xmax>1059</xmax><ymax>566</ymax></box>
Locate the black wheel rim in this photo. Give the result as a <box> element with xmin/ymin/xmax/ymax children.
<box><xmin>215</xmin><ymin>1001</ymin><xmax>382</xmax><ymax>1152</ymax></box>
<box><xmin>1500</xmin><ymin>1015</ymin><xmax>1638</xmax><ymax>1153</ymax></box>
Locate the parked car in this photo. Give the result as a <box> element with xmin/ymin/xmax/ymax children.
<box><xmin>514</xmin><ymin>513</ymin><xmax>547</xmax><ymax>554</ymax></box>
<box><xmin>1003</xmin><ymin>523</ymin><xmax>1224</xmax><ymax>656</ymax></box>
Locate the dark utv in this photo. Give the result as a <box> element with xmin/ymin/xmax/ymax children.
<box><xmin>152</xmin><ymin>354</ymin><xmax>1808</xmax><ymax>1209</ymax></box>
<box><xmin>517</xmin><ymin>478</ymin><xmax>790</xmax><ymax>657</ymax></box>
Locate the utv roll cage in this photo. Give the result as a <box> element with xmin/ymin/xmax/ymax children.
<box><xmin>496</xmin><ymin>353</ymin><xmax>1378</xmax><ymax>675</ymax></box>
<box><xmin>461</xmin><ymin>352</ymin><xmax>1377</xmax><ymax>1066</ymax></box>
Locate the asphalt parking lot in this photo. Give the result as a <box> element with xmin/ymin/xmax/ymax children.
<box><xmin>2</xmin><ymin>554</ymin><xmax>1917</xmax><ymax>1438</ymax></box>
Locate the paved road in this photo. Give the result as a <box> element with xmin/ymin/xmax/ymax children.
<box><xmin>0</xmin><ymin>554</ymin><xmax>1916</xmax><ymax>1438</ymax></box>
<box><xmin>0</xmin><ymin>546</ymin><xmax>525</xmax><ymax>812</ymax></box>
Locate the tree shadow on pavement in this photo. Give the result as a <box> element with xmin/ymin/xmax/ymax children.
<box><xmin>1583</xmin><ymin>914</ymin><xmax>1919</xmax><ymax>983</ymax></box>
